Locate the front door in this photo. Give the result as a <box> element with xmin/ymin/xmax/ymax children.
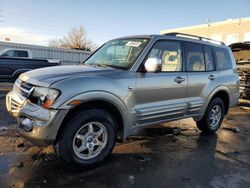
<box><xmin>134</xmin><ymin>40</ymin><xmax>188</xmax><ymax>126</ymax></box>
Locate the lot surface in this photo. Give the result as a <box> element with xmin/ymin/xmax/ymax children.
<box><xmin>0</xmin><ymin>84</ymin><xmax>250</xmax><ymax>188</ymax></box>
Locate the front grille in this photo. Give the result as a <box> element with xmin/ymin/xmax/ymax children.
<box><xmin>14</xmin><ymin>79</ymin><xmax>34</xmax><ymax>98</ymax></box>
<box><xmin>6</xmin><ymin>91</ymin><xmax>25</xmax><ymax>117</ymax></box>
<box><xmin>7</xmin><ymin>96</ymin><xmax>22</xmax><ymax>117</ymax></box>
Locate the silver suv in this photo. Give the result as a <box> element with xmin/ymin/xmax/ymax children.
<box><xmin>6</xmin><ymin>33</ymin><xmax>240</xmax><ymax>167</ymax></box>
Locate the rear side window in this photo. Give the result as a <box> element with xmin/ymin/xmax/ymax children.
<box><xmin>14</xmin><ymin>50</ymin><xmax>28</xmax><ymax>57</ymax></box>
<box><xmin>203</xmin><ymin>46</ymin><xmax>214</xmax><ymax>71</ymax></box>
<box><xmin>212</xmin><ymin>47</ymin><xmax>232</xmax><ymax>70</ymax></box>
<box><xmin>184</xmin><ymin>42</ymin><xmax>205</xmax><ymax>72</ymax></box>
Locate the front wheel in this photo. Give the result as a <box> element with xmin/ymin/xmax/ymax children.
<box><xmin>57</xmin><ymin>109</ymin><xmax>117</xmax><ymax>168</ymax></box>
<box><xmin>196</xmin><ymin>98</ymin><xmax>225</xmax><ymax>133</ymax></box>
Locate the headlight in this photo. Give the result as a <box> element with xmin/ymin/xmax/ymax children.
<box><xmin>31</xmin><ymin>87</ymin><xmax>60</xmax><ymax>109</ymax></box>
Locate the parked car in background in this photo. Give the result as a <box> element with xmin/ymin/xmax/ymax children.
<box><xmin>0</xmin><ymin>48</ymin><xmax>61</xmax><ymax>64</ymax></box>
<box><xmin>0</xmin><ymin>57</ymin><xmax>60</xmax><ymax>82</ymax></box>
<box><xmin>6</xmin><ymin>33</ymin><xmax>239</xmax><ymax>167</ymax></box>
<box><xmin>0</xmin><ymin>42</ymin><xmax>92</xmax><ymax>65</ymax></box>
<box><xmin>0</xmin><ymin>48</ymin><xmax>32</xmax><ymax>58</ymax></box>
<box><xmin>47</xmin><ymin>59</ymin><xmax>61</xmax><ymax>64</ymax></box>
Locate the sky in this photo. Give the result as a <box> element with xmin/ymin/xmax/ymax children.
<box><xmin>0</xmin><ymin>0</ymin><xmax>250</xmax><ymax>46</ymax></box>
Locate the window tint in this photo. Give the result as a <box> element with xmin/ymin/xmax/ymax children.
<box><xmin>147</xmin><ymin>40</ymin><xmax>182</xmax><ymax>72</ymax></box>
<box><xmin>212</xmin><ymin>47</ymin><xmax>232</xmax><ymax>70</ymax></box>
<box><xmin>185</xmin><ymin>42</ymin><xmax>205</xmax><ymax>72</ymax></box>
<box><xmin>203</xmin><ymin>46</ymin><xmax>214</xmax><ymax>71</ymax></box>
<box><xmin>14</xmin><ymin>50</ymin><xmax>28</xmax><ymax>57</ymax></box>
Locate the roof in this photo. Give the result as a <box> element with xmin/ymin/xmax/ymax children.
<box><xmin>111</xmin><ymin>33</ymin><xmax>226</xmax><ymax>47</ymax></box>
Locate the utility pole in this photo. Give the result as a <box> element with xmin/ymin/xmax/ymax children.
<box><xmin>206</xmin><ymin>18</ymin><xmax>210</xmax><ymax>26</ymax></box>
<box><xmin>0</xmin><ymin>10</ymin><xmax>3</xmax><ymax>22</ymax></box>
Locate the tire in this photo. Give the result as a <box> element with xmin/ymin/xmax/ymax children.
<box><xmin>57</xmin><ymin>109</ymin><xmax>117</xmax><ymax>168</ymax></box>
<box><xmin>196</xmin><ymin>98</ymin><xmax>225</xmax><ymax>134</ymax></box>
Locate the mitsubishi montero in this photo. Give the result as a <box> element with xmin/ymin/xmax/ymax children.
<box><xmin>6</xmin><ymin>33</ymin><xmax>240</xmax><ymax>167</ymax></box>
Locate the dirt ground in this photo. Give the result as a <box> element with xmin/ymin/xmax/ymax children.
<box><xmin>0</xmin><ymin>85</ymin><xmax>250</xmax><ymax>188</ymax></box>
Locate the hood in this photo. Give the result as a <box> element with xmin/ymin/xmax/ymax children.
<box><xmin>20</xmin><ymin>65</ymin><xmax>120</xmax><ymax>86</ymax></box>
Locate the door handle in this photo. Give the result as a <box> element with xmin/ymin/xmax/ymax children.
<box><xmin>128</xmin><ymin>86</ymin><xmax>133</xmax><ymax>90</ymax></box>
<box><xmin>208</xmin><ymin>75</ymin><xmax>216</xmax><ymax>80</ymax></box>
<box><xmin>174</xmin><ymin>76</ymin><xmax>185</xmax><ymax>84</ymax></box>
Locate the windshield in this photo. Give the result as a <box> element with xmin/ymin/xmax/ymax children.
<box><xmin>84</xmin><ymin>38</ymin><xmax>149</xmax><ymax>70</ymax></box>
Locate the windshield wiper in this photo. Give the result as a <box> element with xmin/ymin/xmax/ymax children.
<box><xmin>84</xmin><ymin>63</ymin><xmax>109</xmax><ymax>68</ymax></box>
<box><xmin>91</xmin><ymin>63</ymin><xmax>115</xmax><ymax>69</ymax></box>
<box><xmin>96</xmin><ymin>64</ymin><xmax>111</xmax><ymax>68</ymax></box>
<box><xmin>102</xmin><ymin>64</ymin><xmax>128</xmax><ymax>70</ymax></box>
<box><xmin>85</xmin><ymin>63</ymin><xmax>127</xmax><ymax>70</ymax></box>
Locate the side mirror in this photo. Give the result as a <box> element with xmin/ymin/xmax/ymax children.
<box><xmin>144</xmin><ymin>57</ymin><xmax>162</xmax><ymax>72</ymax></box>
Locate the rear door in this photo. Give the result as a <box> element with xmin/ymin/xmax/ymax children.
<box><xmin>0</xmin><ymin>58</ymin><xmax>18</xmax><ymax>78</ymax></box>
<box><xmin>135</xmin><ymin>40</ymin><xmax>188</xmax><ymax>125</ymax></box>
<box><xmin>184</xmin><ymin>42</ymin><xmax>218</xmax><ymax>115</ymax></box>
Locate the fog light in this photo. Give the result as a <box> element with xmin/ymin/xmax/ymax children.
<box><xmin>21</xmin><ymin>118</ymin><xmax>33</xmax><ymax>132</ymax></box>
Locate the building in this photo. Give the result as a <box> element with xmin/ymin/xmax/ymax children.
<box><xmin>0</xmin><ymin>41</ymin><xmax>91</xmax><ymax>64</ymax></box>
<box><xmin>160</xmin><ymin>17</ymin><xmax>250</xmax><ymax>45</ymax></box>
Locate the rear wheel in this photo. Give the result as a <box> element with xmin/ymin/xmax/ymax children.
<box><xmin>196</xmin><ymin>98</ymin><xmax>225</xmax><ymax>133</ymax></box>
<box><xmin>57</xmin><ymin>109</ymin><xmax>117</xmax><ymax>168</ymax></box>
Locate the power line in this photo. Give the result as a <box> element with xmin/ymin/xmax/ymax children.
<box><xmin>0</xmin><ymin>22</ymin><xmax>113</xmax><ymax>45</ymax></box>
<box><xmin>1</xmin><ymin>2</ymin><xmax>131</xmax><ymax>35</ymax></box>
<box><xmin>0</xmin><ymin>2</ymin><xmax>132</xmax><ymax>45</ymax></box>
<box><xmin>2</xmin><ymin>20</ymin><xmax>118</xmax><ymax>41</ymax></box>
<box><xmin>2</xmin><ymin>10</ymin><xmax>127</xmax><ymax>44</ymax></box>
<box><xmin>0</xmin><ymin>28</ymin><xmax>111</xmax><ymax>43</ymax></box>
<box><xmin>3</xmin><ymin>12</ymin><xmax>123</xmax><ymax>38</ymax></box>
<box><xmin>3</xmin><ymin>10</ymin><xmax>125</xmax><ymax>36</ymax></box>
<box><xmin>0</xmin><ymin>34</ymin><xmax>49</xmax><ymax>43</ymax></box>
<box><xmin>1</xmin><ymin>16</ymin><xmax>120</xmax><ymax>44</ymax></box>
<box><xmin>0</xmin><ymin>10</ymin><xmax>3</xmax><ymax>22</ymax></box>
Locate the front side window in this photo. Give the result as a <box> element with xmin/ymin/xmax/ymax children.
<box><xmin>185</xmin><ymin>42</ymin><xmax>205</xmax><ymax>72</ymax></box>
<box><xmin>146</xmin><ymin>40</ymin><xmax>182</xmax><ymax>72</ymax></box>
<box><xmin>212</xmin><ymin>47</ymin><xmax>232</xmax><ymax>70</ymax></box>
<box><xmin>84</xmin><ymin>38</ymin><xmax>149</xmax><ymax>70</ymax></box>
<box><xmin>2</xmin><ymin>50</ymin><xmax>15</xmax><ymax>57</ymax></box>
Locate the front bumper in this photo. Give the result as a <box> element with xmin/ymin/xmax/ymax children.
<box><xmin>6</xmin><ymin>91</ymin><xmax>68</xmax><ymax>146</ymax></box>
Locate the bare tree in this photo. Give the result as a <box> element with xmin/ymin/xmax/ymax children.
<box><xmin>48</xmin><ymin>39</ymin><xmax>61</xmax><ymax>48</ymax></box>
<box><xmin>49</xmin><ymin>26</ymin><xmax>94</xmax><ymax>51</ymax></box>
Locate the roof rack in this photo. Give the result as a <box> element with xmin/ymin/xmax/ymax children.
<box><xmin>165</xmin><ymin>32</ymin><xmax>225</xmax><ymax>45</ymax></box>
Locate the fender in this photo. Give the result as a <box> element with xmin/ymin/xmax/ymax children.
<box><xmin>201</xmin><ymin>85</ymin><xmax>230</xmax><ymax>115</ymax></box>
<box><xmin>58</xmin><ymin>91</ymin><xmax>128</xmax><ymax>111</ymax></box>
<box><xmin>12</xmin><ymin>69</ymin><xmax>32</xmax><ymax>78</ymax></box>
<box><xmin>57</xmin><ymin>91</ymin><xmax>135</xmax><ymax>139</ymax></box>
<box><xmin>193</xmin><ymin>85</ymin><xmax>230</xmax><ymax>122</ymax></box>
